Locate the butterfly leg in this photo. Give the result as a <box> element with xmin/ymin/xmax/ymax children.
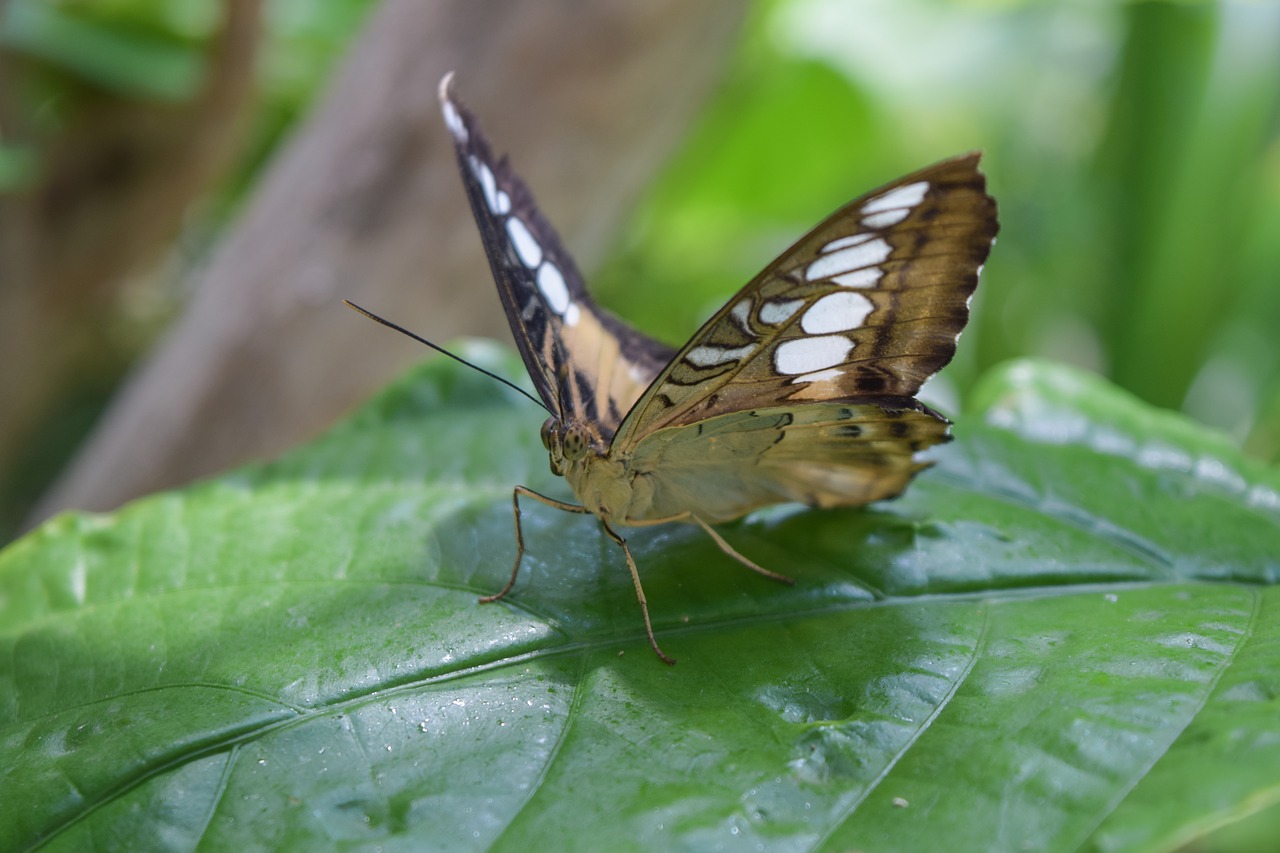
<box><xmin>624</xmin><ymin>511</ymin><xmax>795</xmax><ymax>586</ymax></box>
<box><xmin>599</xmin><ymin>518</ymin><xmax>676</xmax><ymax>666</ymax></box>
<box><xmin>690</xmin><ymin>515</ymin><xmax>795</xmax><ymax>586</ymax></box>
<box><xmin>480</xmin><ymin>485</ymin><xmax>590</xmax><ymax>604</ymax></box>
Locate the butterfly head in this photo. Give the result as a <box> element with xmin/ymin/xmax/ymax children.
<box><xmin>539</xmin><ymin>417</ymin><xmax>597</xmax><ymax>476</ymax></box>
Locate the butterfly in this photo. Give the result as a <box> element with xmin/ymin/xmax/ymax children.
<box><xmin>353</xmin><ymin>73</ymin><xmax>998</xmax><ymax>664</ymax></box>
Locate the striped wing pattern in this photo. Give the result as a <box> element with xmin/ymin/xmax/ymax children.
<box><xmin>439</xmin><ymin>74</ymin><xmax>675</xmax><ymax>444</ymax></box>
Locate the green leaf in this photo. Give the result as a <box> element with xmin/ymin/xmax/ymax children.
<box><xmin>2</xmin><ymin>354</ymin><xmax>1278</xmax><ymax>850</ymax></box>
<box><xmin>1</xmin><ymin>0</ymin><xmax>206</xmax><ymax>100</ymax></box>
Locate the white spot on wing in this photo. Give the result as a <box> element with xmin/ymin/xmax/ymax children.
<box><xmin>470</xmin><ymin>157</ymin><xmax>503</xmax><ymax>214</ymax></box>
<box><xmin>861</xmin><ymin>208</ymin><xmax>910</xmax><ymax>229</ymax></box>
<box><xmin>563</xmin><ymin>302</ymin><xmax>580</xmax><ymax>326</ymax></box>
<box><xmin>506</xmin><ymin>217</ymin><xmax>542</xmax><ymax>268</ymax></box>
<box><xmin>805</xmin><ymin>238</ymin><xmax>891</xmax><ymax>282</ymax></box>
<box><xmin>730</xmin><ymin>299</ymin><xmax>752</xmax><ymax>331</ymax></box>
<box><xmin>833</xmin><ymin>268</ymin><xmax>882</xmax><ymax>289</ymax></box>
<box><xmin>759</xmin><ymin>299</ymin><xmax>804</xmax><ymax>325</ymax></box>
<box><xmin>537</xmin><ymin>262</ymin><xmax>570</xmax><ymax>314</ymax></box>
<box><xmin>442</xmin><ymin>100</ymin><xmax>467</xmax><ymax>141</ymax></box>
<box><xmin>790</xmin><ymin>367</ymin><xmax>843</xmax><ymax>384</ymax></box>
<box><xmin>686</xmin><ymin>344</ymin><xmax>755</xmax><ymax>368</ymax></box>
<box><xmin>774</xmin><ymin>335</ymin><xmax>853</xmax><ymax>375</ymax></box>
<box><xmin>862</xmin><ymin>181</ymin><xmax>929</xmax><ymax>214</ymax></box>
<box><xmin>801</xmin><ymin>292</ymin><xmax>874</xmax><ymax>334</ymax></box>
<box><xmin>821</xmin><ymin>233</ymin><xmax>874</xmax><ymax>253</ymax></box>
<box><xmin>495</xmin><ymin>190</ymin><xmax>511</xmax><ymax>214</ymax></box>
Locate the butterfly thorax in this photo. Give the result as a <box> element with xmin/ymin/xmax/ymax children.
<box><xmin>541</xmin><ymin>416</ymin><xmax>635</xmax><ymax>521</ymax></box>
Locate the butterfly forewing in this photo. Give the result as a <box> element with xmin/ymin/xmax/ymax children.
<box><xmin>439</xmin><ymin>75</ymin><xmax>675</xmax><ymax>440</ymax></box>
<box><xmin>612</xmin><ymin>155</ymin><xmax>997</xmax><ymax>449</ymax></box>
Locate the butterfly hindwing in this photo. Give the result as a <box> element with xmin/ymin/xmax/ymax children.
<box><xmin>612</xmin><ymin>155</ymin><xmax>997</xmax><ymax>451</ymax></box>
<box><xmin>626</xmin><ymin>400</ymin><xmax>951</xmax><ymax>523</ymax></box>
<box><xmin>439</xmin><ymin>75</ymin><xmax>675</xmax><ymax>441</ymax></box>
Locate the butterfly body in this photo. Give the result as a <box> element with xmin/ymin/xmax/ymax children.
<box><xmin>424</xmin><ymin>74</ymin><xmax>997</xmax><ymax>663</ymax></box>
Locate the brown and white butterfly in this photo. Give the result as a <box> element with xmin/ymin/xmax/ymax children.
<box><xmin>354</xmin><ymin>73</ymin><xmax>997</xmax><ymax>663</ymax></box>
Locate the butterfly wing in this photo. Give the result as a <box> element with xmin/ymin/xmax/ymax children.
<box><xmin>626</xmin><ymin>401</ymin><xmax>950</xmax><ymax>523</ymax></box>
<box><xmin>612</xmin><ymin>156</ymin><xmax>997</xmax><ymax>522</ymax></box>
<box><xmin>439</xmin><ymin>74</ymin><xmax>675</xmax><ymax>439</ymax></box>
<box><xmin>613</xmin><ymin>155</ymin><xmax>997</xmax><ymax>447</ymax></box>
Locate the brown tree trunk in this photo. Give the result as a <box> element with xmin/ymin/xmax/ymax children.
<box><xmin>30</xmin><ymin>0</ymin><xmax>746</xmax><ymax>525</ymax></box>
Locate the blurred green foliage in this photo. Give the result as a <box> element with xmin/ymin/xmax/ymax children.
<box><xmin>1</xmin><ymin>0</ymin><xmax>211</xmax><ymax>102</ymax></box>
<box><xmin>1</xmin><ymin>0</ymin><xmax>218</xmax><ymax>196</ymax></box>
<box><xmin>0</xmin><ymin>0</ymin><xmax>373</xmax><ymax>194</ymax></box>
<box><xmin>0</xmin><ymin>0</ymin><xmax>377</xmax><ymax>538</ymax></box>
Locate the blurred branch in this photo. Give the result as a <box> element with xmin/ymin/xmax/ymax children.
<box><xmin>30</xmin><ymin>0</ymin><xmax>747</xmax><ymax>524</ymax></box>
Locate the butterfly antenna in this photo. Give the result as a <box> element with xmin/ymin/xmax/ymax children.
<box><xmin>343</xmin><ymin>300</ymin><xmax>552</xmax><ymax>413</ymax></box>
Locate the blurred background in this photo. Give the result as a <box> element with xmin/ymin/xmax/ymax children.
<box><xmin>1</xmin><ymin>0</ymin><xmax>1277</xmax><ymax>544</ymax></box>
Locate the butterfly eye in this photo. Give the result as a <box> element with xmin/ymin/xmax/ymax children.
<box><xmin>539</xmin><ymin>418</ymin><xmax>557</xmax><ymax>452</ymax></box>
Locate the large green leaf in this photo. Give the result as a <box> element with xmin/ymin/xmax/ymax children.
<box><xmin>2</xmin><ymin>354</ymin><xmax>1277</xmax><ymax>851</ymax></box>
